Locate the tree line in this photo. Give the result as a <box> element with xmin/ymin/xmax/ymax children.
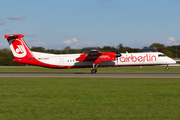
<box><xmin>0</xmin><ymin>43</ymin><xmax>179</xmax><ymax>66</ymax></box>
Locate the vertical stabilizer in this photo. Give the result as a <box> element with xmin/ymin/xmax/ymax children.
<box><xmin>4</xmin><ymin>34</ymin><xmax>35</xmax><ymax>63</ymax></box>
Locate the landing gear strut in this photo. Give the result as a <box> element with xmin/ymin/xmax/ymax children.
<box><xmin>165</xmin><ymin>64</ymin><xmax>169</xmax><ymax>70</ymax></box>
<box><xmin>91</xmin><ymin>63</ymin><xmax>99</xmax><ymax>74</ymax></box>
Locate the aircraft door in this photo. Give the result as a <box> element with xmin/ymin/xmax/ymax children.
<box><xmin>59</xmin><ymin>58</ymin><xmax>64</xmax><ymax>66</ymax></box>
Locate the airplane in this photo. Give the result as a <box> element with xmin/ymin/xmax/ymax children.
<box><xmin>5</xmin><ymin>34</ymin><xmax>176</xmax><ymax>74</ymax></box>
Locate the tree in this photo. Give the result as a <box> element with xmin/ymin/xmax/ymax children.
<box><xmin>101</xmin><ymin>46</ymin><xmax>116</xmax><ymax>52</ymax></box>
<box><xmin>162</xmin><ymin>49</ymin><xmax>174</xmax><ymax>58</ymax></box>
<box><xmin>119</xmin><ymin>43</ymin><xmax>124</xmax><ymax>53</ymax></box>
<box><xmin>166</xmin><ymin>45</ymin><xmax>180</xmax><ymax>58</ymax></box>
<box><xmin>150</xmin><ymin>43</ymin><xmax>165</xmax><ymax>48</ymax></box>
<box><xmin>124</xmin><ymin>47</ymin><xmax>142</xmax><ymax>53</ymax></box>
<box><xmin>64</xmin><ymin>46</ymin><xmax>71</xmax><ymax>54</ymax></box>
<box><xmin>0</xmin><ymin>48</ymin><xmax>25</xmax><ymax>66</ymax></box>
<box><xmin>149</xmin><ymin>43</ymin><xmax>165</xmax><ymax>52</ymax></box>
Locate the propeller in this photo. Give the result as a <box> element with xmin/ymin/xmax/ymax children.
<box><xmin>116</xmin><ymin>46</ymin><xmax>121</xmax><ymax>63</ymax></box>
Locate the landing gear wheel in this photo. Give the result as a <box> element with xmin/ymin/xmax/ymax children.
<box><xmin>91</xmin><ymin>63</ymin><xmax>99</xmax><ymax>74</ymax></box>
<box><xmin>165</xmin><ymin>67</ymin><xmax>169</xmax><ymax>70</ymax></box>
<box><xmin>91</xmin><ymin>69</ymin><xmax>97</xmax><ymax>74</ymax></box>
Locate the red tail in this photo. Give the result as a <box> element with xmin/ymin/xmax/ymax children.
<box><xmin>4</xmin><ymin>34</ymin><xmax>35</xmax><ymax>63</ymax></box>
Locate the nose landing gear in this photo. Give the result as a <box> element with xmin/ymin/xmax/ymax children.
<box><xmin>165</xmin><ymin>64</ymin><xmax>169</xmax><ymax>70</ymax></box>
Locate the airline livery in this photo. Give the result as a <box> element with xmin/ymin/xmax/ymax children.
<box><xmin>5</xmin><ymin>34</ymin><xmax>176</xmax><ymax>74</ymax></box>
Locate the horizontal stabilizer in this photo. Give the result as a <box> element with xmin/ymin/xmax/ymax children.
<box><xmin>4</xmin><ymin>34</ymin><xmax>24</xmax><ymax>39</ymax></box>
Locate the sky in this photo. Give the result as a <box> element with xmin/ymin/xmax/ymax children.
<box><xmin>0</xmin><ymin>0</ymin><xmax>180</xmax><ymax>50</ymax></box>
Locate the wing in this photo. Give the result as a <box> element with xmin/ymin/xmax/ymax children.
<box><xmin>76</xmin><ymin>50</ymin><xmax>116</xmax><ymax>63</ymax></box>
<box><xmin>76</xmin><ymin>50</ymin><xmax>101</xmax><ymax>63</ymax></box>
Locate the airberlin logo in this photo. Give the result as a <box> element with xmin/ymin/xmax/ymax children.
<box><xmin>120</xmin><ymin>54</ymin><xmax>157</xmax><ymax>63</ymax></box>
<box><xmin>15</xmin><ymin>45</ymin><xmax>24</xmax><ymax>54</ymax></box>
<box><xmin>87</xmin><ymin>55</ymin><xmax>110</xmax><ymax>59</ymax></box>
<box><xmin>9</xmin><ymin>39</ymin><xmax>27</xmax><ymax>58</ymax></box>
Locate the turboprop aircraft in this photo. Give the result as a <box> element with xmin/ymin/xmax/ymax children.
<box><xmin>5</xmin><ymin>34</ymin><xmax>176</xmax><ymax>74</ymax></box>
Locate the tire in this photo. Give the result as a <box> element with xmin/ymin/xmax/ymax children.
<box><xmin>165</xmin><ymin>67</ymin><xmax>169</xmax><ymax>70</ymax></box>
<box><xmin>91</xmin><ymin>69</ymin><xmax>97</xmax><ymax>74</ymax></box>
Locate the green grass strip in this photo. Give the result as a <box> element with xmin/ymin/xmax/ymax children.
<box><xmin>0</xmin><ymin>77</ymin><xmax>180</xmax><ymax>120</ymax></box>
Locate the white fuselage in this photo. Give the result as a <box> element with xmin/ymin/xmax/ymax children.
<box><xmin>32</xmin><ymin>51</ymin><xmax>176</xmax><ymax>68</ymax></box>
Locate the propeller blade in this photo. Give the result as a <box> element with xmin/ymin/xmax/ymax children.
<box><xmin>116</xmin><ymin>46</ymin><xmax>119</xmax><ymax>54</ymax></box>
<box><xmin>116</xmin><ymin>46</ymin><xmax>121</xmax><ymax>63</ymax></box>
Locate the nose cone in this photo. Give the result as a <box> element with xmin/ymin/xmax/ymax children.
<box><xmin>168</xmin><ymin>58</ymin><xmax>176</xmax><ymax>64</ymax></box>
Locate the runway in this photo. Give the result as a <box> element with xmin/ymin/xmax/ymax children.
<box><xmin>0</xmin><ymin>73</ymin><xmax>180</xmax><ymax>78</ymax></box>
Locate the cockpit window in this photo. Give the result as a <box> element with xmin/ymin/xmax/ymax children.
<box><xmin>158</xmin><ymin>54</ymin><xmax>166</xmax><ymax>57</ymax></box>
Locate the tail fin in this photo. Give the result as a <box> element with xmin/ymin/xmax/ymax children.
<box><xmin>4</xmin><ymin>34</ymin><xmax>35</xmax><ymax>63</ymax></box>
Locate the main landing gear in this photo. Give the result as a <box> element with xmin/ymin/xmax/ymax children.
<box><xmin>91</xmin><ymin>63</ymin><xmax>99</xmax><ymax>74</ymax></box>
<box><xmin>165</xmin><ymin>64</ymin><xmax>169</xmax><ymax>70</ymax></box>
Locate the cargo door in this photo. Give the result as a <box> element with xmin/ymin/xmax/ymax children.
<box><xmin>59</xmin><ymin>58</ymin><xmax>64</xmax><ymax>66</ymax></box>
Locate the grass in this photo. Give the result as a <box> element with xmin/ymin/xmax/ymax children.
<box><xmin>0</xmin><ymin>66</ymin><xmax>180</xmax><ymax>73</ymax></box>
<box><xmin>0</xmin><ymin>77</ymin><xmax>180</xmax><ymax>120</ymax></box>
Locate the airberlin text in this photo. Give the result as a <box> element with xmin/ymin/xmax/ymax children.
<box><xmin>120</xmin><ymin>54</ymin><xmax>156</xmax><ymax>63</ymax></box>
